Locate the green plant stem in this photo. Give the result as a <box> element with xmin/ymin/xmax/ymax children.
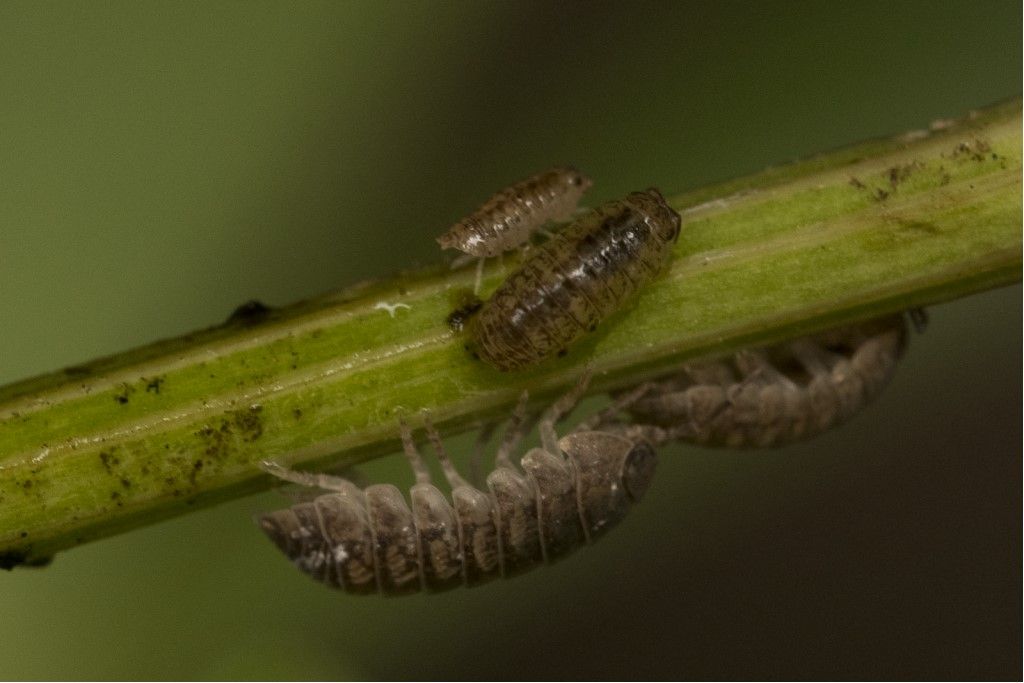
<box><xmin>1</xmin><ymin>100</ymin><xmax>1020</xmax><ymax>567</ymax></box>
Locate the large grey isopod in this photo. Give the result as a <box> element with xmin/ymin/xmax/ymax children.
<box><xmin>257</xmin><ymin>373</ymin><xmax>657</xmax><ymax>595</ymax></box>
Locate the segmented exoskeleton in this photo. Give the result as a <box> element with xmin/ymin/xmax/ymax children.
<box><xmin>438</xmin><ymin>166</ymin><xmax>592</xmax><ymax>258</ymax></box>
<box><xmin>469</xmin><ymin>188</ymin><xmax>681</xmax><ymax>372</ymax></box>
<box><xmin>596</xmin><ymin>313</ymin><xmax>921</xmax><ymax>448</ymax></box>
<box><xmin>257</xmin><ymin>373</ymin><xmax>657</xmax><ymax>595</ymax></box>
<box><xmin>438</xmin><ymin>166</ymin><xmax>593</xmax><ymax>293</ymax></box>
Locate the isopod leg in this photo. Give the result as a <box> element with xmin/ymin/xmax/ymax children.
<box><xmin>539</xmin><ymin>371</ymin><xmax>592</xmax><ymax>454</ymax></box>
<box><xmin>734</xmin><ymin>349</ymin><xmax>797</xmax><ymax>387</ymax></box>
<box><xmin>661</xmin><ymin>420</ymin><xmax>703</xmax><ymax>445</ymax></box>
<box><xmin>468</xmin><ymin>421</ymin><xmax>496</xmax><ymax>488</ymax></box>
<box><xmin>789</xmin><ymin>338</ymin><xmax>860</xmax><ymax>423</ymax></box>
<box><xmin>495</xmin><ymin>391</ymin><xmax>530</xmax><ymax>470</ymax></box>
<box><xmin>909</xmin><ymin>308</ymin><xmax>929</xmax><ymax>333</ymax></box>
<box><xmin>473</xmin><ymin>257</ymin><xmax>486</xmax><ymax>295</ymax></box>
<box><xmin>260</xmin><ymin>460</ymin><xmax>353</xmax><ymax>493</ymax></box>
<box><xmin>787</xmin><ymin>339</ymin><xmax>834</xmax><ymax>377</ymax></box>
<box><xmin>571</xmin><ymin>381</ymin><xmax>657</xmax><ymax>433</ymax></box>
<box><xmin>399</xmin><ymin>420</ymin><xmax>432</xmax><ymax>485</ymax></box>
<box><xmin>421</xmin><ymin>415</ymin><xmax>473</xmax><ymax>490</ymax></box>
<box><xmin>449</xmin><ymin>252</ymin><xmax>475</xmax><ymax>270</ymax></box>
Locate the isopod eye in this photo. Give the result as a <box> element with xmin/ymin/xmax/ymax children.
<box><xmin>666</xmin><ymin>213</ymin><xmax>682</xmax><ymax>243</ymax></box>
<box><xmin>621</xmin><ymin>441</ymin><xmax>657</xmax><ymax>502</ymax></box>
<box><xmin>568</xmin><ymin>169</ymin><xmax>592</xmax><ymax>190</ymax></box>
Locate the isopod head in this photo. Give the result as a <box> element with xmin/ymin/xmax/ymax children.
<box><xmin>564</xmin><ymin>166</ymin><xmax>593</xmax><ymax>191</ymax></box>
<box><xmin>559</xmin><ymin>431</ymin><xmax>658</xmax><ymax>538</ymax></box>
<box><xmin>621</xmin><ymin>440</ymin><xmax>657</xmax><ymax>502</ymax></box>
<box><xmin>535</xmin><ymin>165</ymin><xmax>593</xmax><ymax>195</ymax></box>
<box><xmin>629</xmin><ymin>188</ymin><xmax>682</xmax><ymax>244</ymax></box>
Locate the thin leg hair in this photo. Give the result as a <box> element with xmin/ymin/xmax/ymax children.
<box><xmin>495</xmin><ymin>391</ymin><xmax>530</xmax><ymax>470</ymax></box>
<box><xmin>422</xmin><ymin>415</ymin><xmax>472</xmax><ymax>490</ymax></box>
<box><xmin>399</xmin><ymin>419</ymin><xmax>432</xmax><ymax>485</ymax></box>
<box><xmin>539</xmin><ymin>371</ymin><xmax>592</xmax><ymax>453</ymax></box>
<box><xmin>260</xmin><ymin>460</ymin><xmax>353</xmax><ymax>493</ymax></box>
<box><xmin>571</xmin><ymin>380</ymin><xmax>656</xmax><ymax>433</ymax></box>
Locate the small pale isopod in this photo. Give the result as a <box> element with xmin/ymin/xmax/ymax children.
<box><xmin>438</xmin><ymin>166</ymin><xmax>593</xmax><ymax>257</ymax></box>
<box><xmin>257</xmin><ymin>372</ymin><xmax>657</xmax><ymax>595</ymax></box>
<box><xmin>437</xmin><ymin>166</ymin><xmax>593</xmax><ymax>293</ymax></box>
<box><xmin>597</xmin><ymin>313</ymin><xmax>921</xmax><ymax>448</ymax></box>
<box><xmin>468</xmin><ymin>188</ymin><xmax>681</xmax><ymax>372</ymax></box>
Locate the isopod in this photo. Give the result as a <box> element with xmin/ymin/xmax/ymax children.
<box><xmin>438</xmin><ymin>166</ymin><xmax>593</xmax><ymax>292</ymax></box>
<box><xmin>468</xmin><ymin>188</ymin><xmax>681</xmax><ymax>372</ymax></box>
<box><xmin>438</xmin><ymin>166</ymin><xmax>593</xmax><ymax>258</ymax></box>
<box><xmin>596</xmin><ymin>313</ymin><xmax>921</xmax><ymax>448</ymax></box>
<box><xmin>257</xmin><ymin>372</ymin><xmax>657</xmax><ymax>594</ymax></box>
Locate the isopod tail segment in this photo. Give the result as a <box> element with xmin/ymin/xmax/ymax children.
<box><xmin>256</xmin><ymin>462</ymin><xmax>380</xmax><ymax>595</ymax></box>
<box><xmin>257</xmin><ymin>370</ymin><xmax>659</xmax><ymax>595</ymax></box>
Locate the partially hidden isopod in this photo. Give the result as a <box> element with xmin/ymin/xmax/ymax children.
<box><xmin>468</xmin><ymin>188</ymin><xmax>682</xmax><ymax>372</ymax></box>
<box><xmin>437</xmin><ymin>166</ymin><xmax>593</xmax><ymax>293</ymax></box>
<box><xmin>437</xmin><ymin>166</ymin><xmax>593</xmax><ymax>258</ymax></box>
<box><xmin>257</xmin><ymin>372</ymin><xmax>657</xmax><ymax>595</ymax></box>
<box><xmin>597</xmin><ymin>312</ymin><xmax>921</xmax><ymax>448</ymax></box>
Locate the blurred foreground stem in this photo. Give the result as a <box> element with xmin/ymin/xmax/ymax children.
<box><xmin>1</xmin><ymin>100</ymin><xmax>1020</xmax><ymax>567</ymax></box>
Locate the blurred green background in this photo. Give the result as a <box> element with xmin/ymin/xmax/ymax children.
<box><xmin>1</xmin><ymin>1</ymin><xmax>1020</xmax><ymax>679</ymax></box>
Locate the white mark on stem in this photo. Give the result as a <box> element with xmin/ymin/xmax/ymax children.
<box><xmin>374</xmin><ymin>301</ymin><xmax>411</xmax><ymax>318</ymax></box>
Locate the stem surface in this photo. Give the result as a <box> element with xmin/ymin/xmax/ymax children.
<box><xmin>1</xmin><ymin>99</ymin><xmax>1020</xmax><ymax>567</ymax></box>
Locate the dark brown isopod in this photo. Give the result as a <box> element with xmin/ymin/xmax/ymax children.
<box><xmin>469</xmin><ymin>188</ymin><xmax>682</xmax><ymax>372</ymax></box>
<box><xmin>595</xmin><ymin>313</ymin><xmax>920</xmax><ymax>448</ymax></box>
<box><xmin>257</xmin><ymin>372</ymin><xmax>657</xmax><ymax>595</ymax></box>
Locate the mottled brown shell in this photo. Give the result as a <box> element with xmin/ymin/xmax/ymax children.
<box><xmin>258</xmin><ymin>377</ymin><xmax>657</xmax><ymax>595</ymax></box>
<box><xmin>608</xmin><ymin>314</ymin><xmax>913</xmax><ymax>448</ymax></box>
<box><xmin>437</xmin><ymin>166</ymin><xmax>593</xmax><ymax>257</ymax></box>
<box><xmin>469</xmin><ymin>188</ymin><xmax>681</xmax><ymax>371</ymax></box>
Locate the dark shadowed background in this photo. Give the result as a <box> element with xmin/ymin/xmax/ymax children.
<box><xmin>1</xmin><ymin>1</ymin><xmax>1020</xmax><ymax>679</ymax></box>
